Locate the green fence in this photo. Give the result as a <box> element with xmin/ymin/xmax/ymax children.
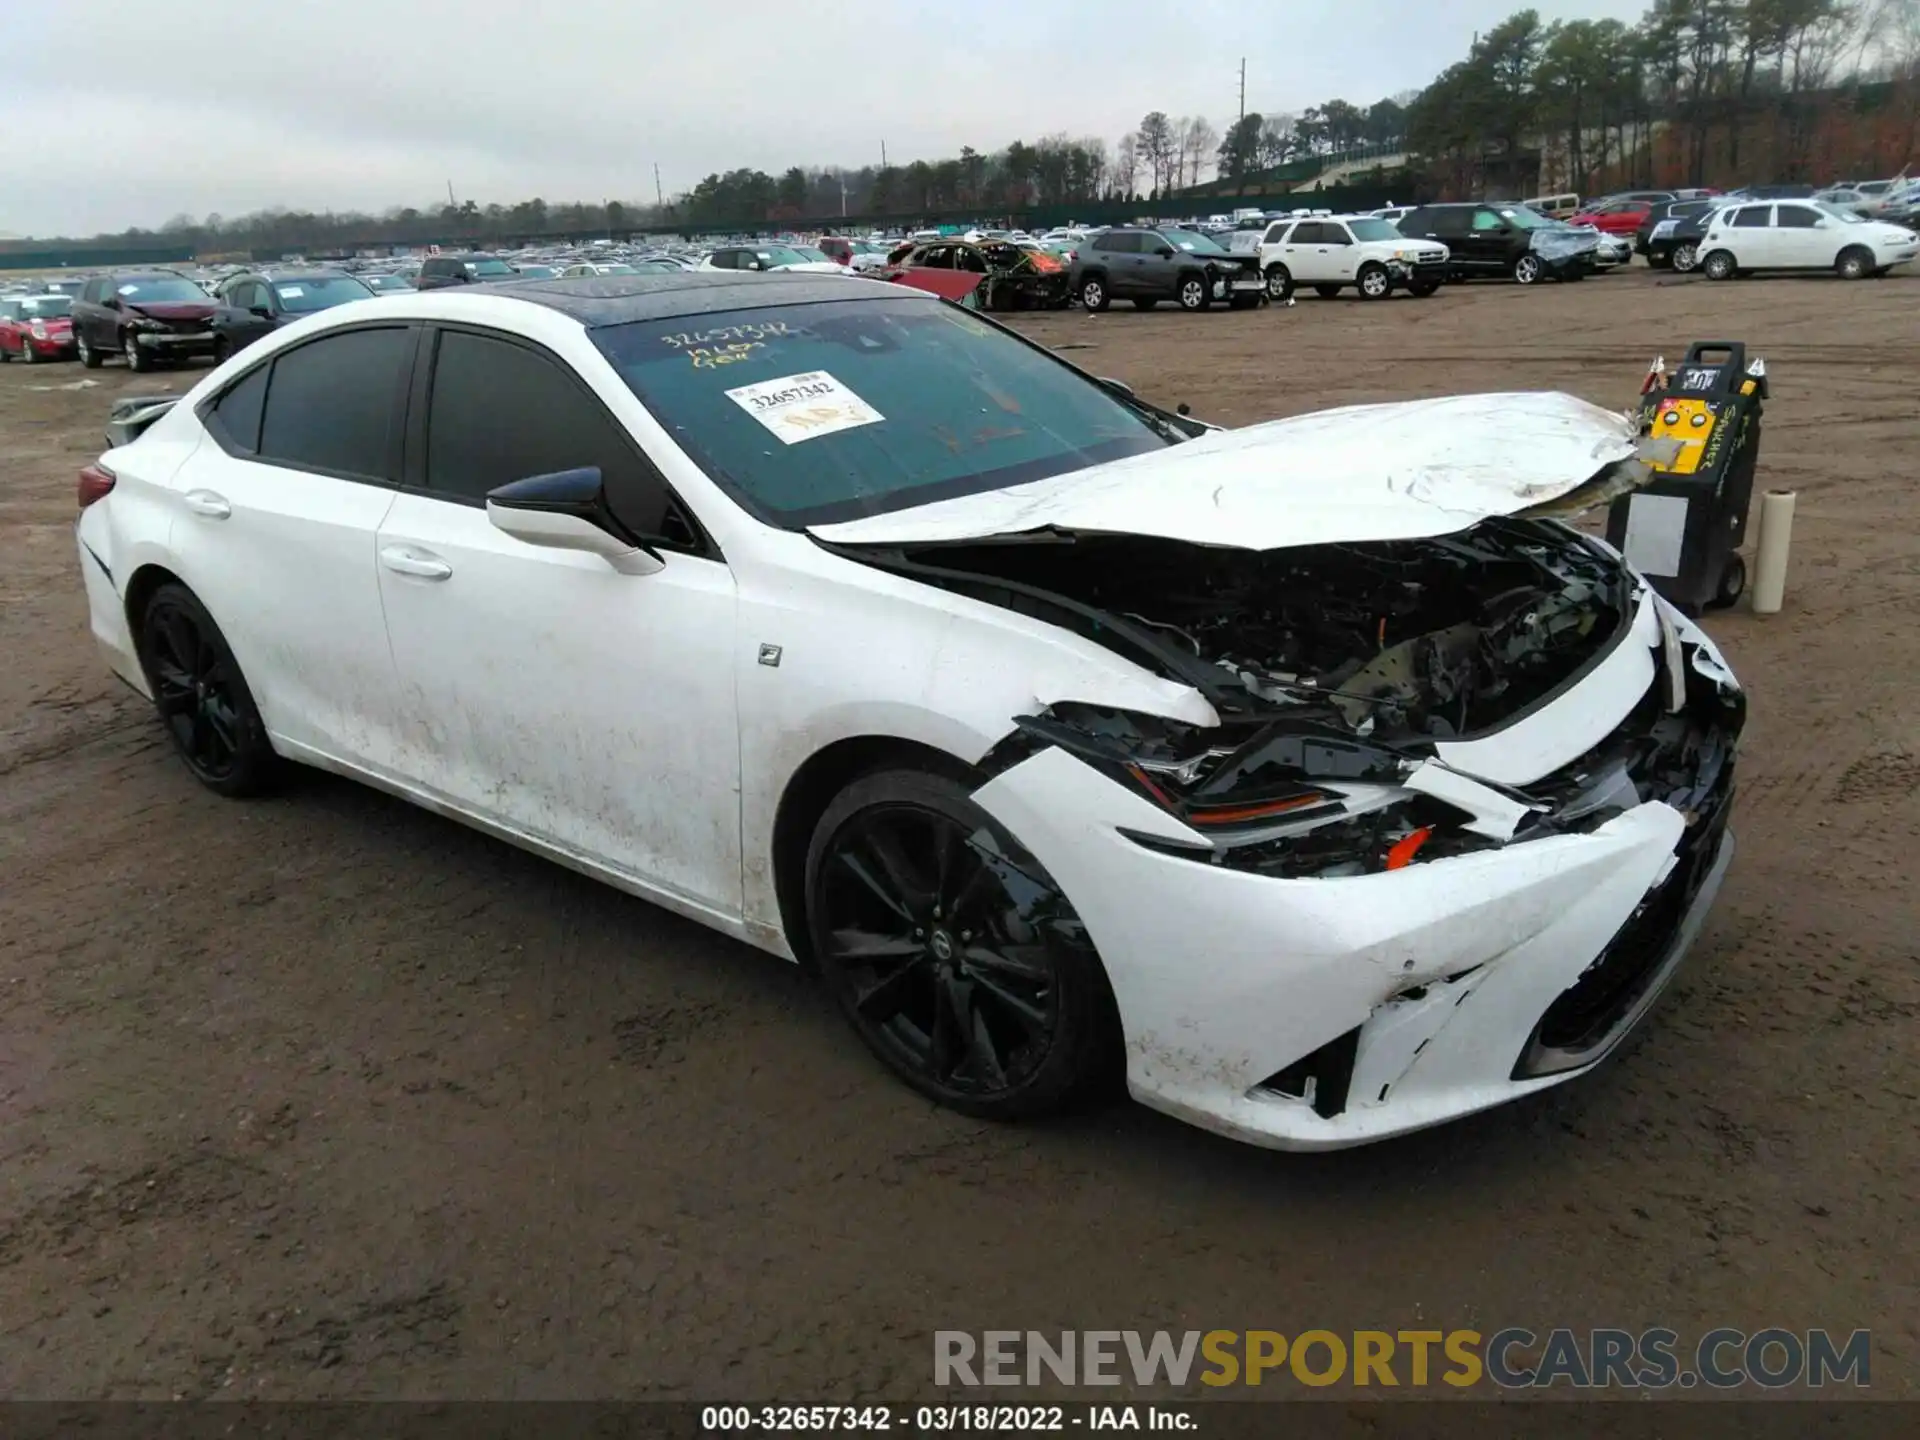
<box><xmin>0</xmin><ymin>245</ymin><xmax>195</xmax><ymax>271</ymax></box>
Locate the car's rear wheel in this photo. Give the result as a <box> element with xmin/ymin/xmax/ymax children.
<box><xmin>1078</xmin><ymin>274</ymin><xmax>1109</xmax><ymax>311</ymax></box>
<box><xmin>77</xmin><ymin>334</ymin><xmax>102</xmax><ymax>368</ymax></box>
<box><xmin>136</xmin><ymin>583</ymin><xmax>277</xmax><ymax>797</ymax></box>
<box><xmin>1512</xmin><ymin>254</ymin><xmax>1543</xmax><ymax>285</ymax></box>
<box><xmin>1177</xmin><ymin>274</ymin><xmax>1208</xmax><ymax>311</ymax></box>
<box><xmin>1671</xmin><ymin>241</ymin><xmax>1699</xmax><ymax>272</ymax></box>
<box><xmin>1357</xmin><ymin>263</ymin><xmax>1390</xmax><ymax>299</ymax></box>
<box><xmin>805</xmin><ymin>768</ymin><xmax>1120</xmax><ymax>1120</ymax></box>
<box><xmin>124</xmin><ymin>331</ymin><xmax>151</xmax><ymax>372</ymax></box>
<box><xmin>1131</xmin><ymin>298</ymin><xmax>1158</xmax><ymax>310</ymax></box>
<box><xmin>1264</xmin><ymin>264</ymin><xmax>1292</xmax><ymax>301</ymax></box>
<box><xmin>1836</xmin><ymin>246</ymin><xmax>1873</xmax><ymax>280</ymax></box>
<box><xmin>1702</xmin><ymin>249</ymin><xmax>1737</xmax><ymax>281</ymax></box>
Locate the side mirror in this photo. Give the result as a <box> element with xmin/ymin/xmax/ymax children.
<box><xmin>1155</xmin><ymin>245</ymin><xmax>1176</xmax><ymax>257</ymax></box>
<box><xmin>249</xmin><ymin>306</ymin><xmax>272</xmax><ymax>320</ymax></box>
<box><xmin>486</xmin><ymin>466</ymin><xmax>664</xmax><ymax>575</ymax></box>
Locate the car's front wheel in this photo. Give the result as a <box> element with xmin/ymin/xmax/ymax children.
<box><xmin>1177</xmin><ymin>274</ymin><xmax>1209</xmax><ymax>311</ymax></box>
<box><xmin>136</xmin><ymin>583</ymin><xmax>277</xmax><ymax>796</ymax></box>
<box><xmin>805</xmin><ymin>768</ymin><xmax>1120</xmax><ymax>1120</ymax></box>
<box><xmin>124</xmin><ymin>331</ymin><xmax>151</xmax><ymax>372</ymax></box>
<box><xmin>1356</xmin><ymin>263</ymin><xmax>1390</xmax><ymax>299</ymax></box>
<box><xmin>213</xmin><ymin>335</ymin><xmax>233</xmax><ymax>364</ymax></box>
<box><xmin>18</xmin><ymin>336</ymin><xmax>36</xmax><ymax>365</ymax></box>
<box><xmin>1264</xmin><ymin>264</ymin><xmax>1292</xmax><ymax>301</ymax></box>
<box><xmin>1078</xmin><ymin>274</ymin><xmax>1109</xmax><ymax>311</ymax></box>
<box><xmin>77</xmin><ymin>333</ymin><xmax>102</xmax><ymax>368</ymax></box>
<box><xmin>1512</xmin><ymin>254</ymin><xmax>1543</xmax><ymax>285</ymax></box>
<box><xmin>1836</xmin><ymin>245</ymin><xmax>1874</xmax><ymax>280</ymax></box>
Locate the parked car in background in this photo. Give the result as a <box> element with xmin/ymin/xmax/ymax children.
<box><xmin>1395</xmin><ymin>203</ymin><xmax>1595</xmax><ymax>284</ymax></box>
<box><xmin>1070</xmin><ymin>226</ymin><xmax>1263</xmax><ymax>311</ymax></box>
<box><xmin>818</xmin><ymin>236</ymin><xmax>892</xmax><ymax>272</ymax></box>
<box><xmin>416</xmin><ymin>253</ymin><xmax>518</xmax><ymax>290</ymax></box>
<box><xmin>1573</xmin><ymin>225</ymin><xmax>1633</xmax><ymax>267</ymax></box>
<box><xmin>879</xmin><ymin>238</ymin><xmax>1071</xmax><ymax>310</ymax></box>
<box><xmin>513</xmin><ymin>264</ymin><xmax>561</xmax><ymax>280</ymax></box>
<box><xmin>1520</xmin><ymin>193</ymin><xmax>1582</xmax><ymax>218</ymax></box>
<box><xmin>209</xmin><ymin>270</ymin><xmax>376</xmax><ymax>359</ymax></box>
<box><xmin>0</xmin><ymin>293</ymin><xmax>77</xmax><ymax>364</ymax></box>
<box><xmin>72</xmin><ymin>270</ymin><xmax>218</xmax><ymax>371</ymax></box>
<box><xmin>1256</xmin><ymin>214</ymin><xmax>1447</xmax><ymax>300</ymax></box>
<box><xmin>361</xmin><ymin>273</ymin><xmax>415</xmax><ymax>295</ymax></box>
<box><xmin>1569</xmin><ymin>198</ymin><xmax>1653</xmax><ymax>238</ymax></box>
<box><xmin>40</xmin><ymin>278</ymin><xmax>87</xmax><ymax>300</ymax></box>
<box><xmin>1724</xmin><ymin>183</ymin><xmax>1816</xmax><ymax>201</ymax></box>
<box><xmin>698</xmin><ymin>245</ymin><xmax>845</xmax><ymax>275</ymax></box>
<box><xmin>561</xmin><ymin>262</ymin><xmax>638</xmax><ymax>277</ymax></box>
<box><xmin>1697</xmin><ymin>199</ymin><xmax>1919</xmax><ymax>280</ymax></box>
<box><xmin>1637</xmin><ymin>198</ymin><xmax>1722</xmax><ymax>266</ymax></box>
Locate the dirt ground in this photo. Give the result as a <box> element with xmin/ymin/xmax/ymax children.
<box><xmin>1</xmin><ymin>267</ymin><xmax>1915</xmax><ymax>1402</ymax></box>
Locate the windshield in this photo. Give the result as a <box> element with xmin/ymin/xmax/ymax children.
<box><xmin>21</xmin><ymin>296</ymin><xmax>72</xmax><ymax>318</ymax></box>
<box><xmin>274</xmin><ymin>276</ymin><xmax>374</xmax><ymax>313</ymax></box>
<box><xmin>1814</xmin><ymin>202</ymin><xmax>1866</xmax><ymax>224</ymax></box>
<box><xmin>1347</xmin><ymin>218</ymin><xmax>1399</xmax><ymax>242</ymax></box>
<box><xmin>116</xmin><ymin>277</ymin><xmax>209</xmax><ymax>302</ymax></box>
<box><xmin>1497</xmin><ymin>207</ymin><xmax>1552</xmax><ymax>230</ymax></box>
<box><xmin>464</xmin><ymin>258</ymin><xmax>515</xmax><ymax>276</ymax></box>
<box><xmin>591</xmin><ymin>298</ymin><xmax>1174</xmax><ymax>527</ymax></box>
<box><xmin>758</xmin><ymin>247</ymin><xmax>810</xmax><ymax>267</ymax></box>
<box><xmin>365</xmin><ymin>274</ymin><xmax>411</xmax><ymax>290</ymax></box>
<box><xmin>789</xmin><ymin>247</ymin><xmax>831</xmax><ymax>263</ymax></box>
<box><xmin>1161</xmin><ymin>229</ymin><xmax>1227</xmax><ymax>255</ymax></box>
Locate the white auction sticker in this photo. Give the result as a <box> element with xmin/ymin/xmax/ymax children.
<box><xmin>276</xmin><ymin>285</ymin><xmax>305</xmax><ymax>299</ymax></box>
<box><xmin>724</xmin><ymin>371</ymin><xmax>883</xmax><ymax>445</ymax></box>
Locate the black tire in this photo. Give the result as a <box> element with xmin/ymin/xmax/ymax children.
<box><xmin>213</xmin><ymin>335</ymin><xmax>233</xmax><ymax>364</ymax></box>
<box><xmin>1078</xmin><ymin>274</ymin><xmax>1110</xmax><ymax>312</ymax></box>
<box><xmin>1228</xmin><ymin>293</ymin><xmax>1261</xmax><ymax>309</ymax></box>
<box><xmin>1707</xmin><ymin>553</ymin><xmax>1747</xmax><ymax>610</ymax></box>
<box><xmin>1671</xmin><ymin>241</ymin><xmax>1699</xmax><ymax>273</ymax></box>
<box><xmin>1836</xmin><ymin>246</ymin><xmax>1873</xmax><ymax>281</ymax></box>
<box><xmin>1701</xmin><ymin>249</ymin><xmax>1737</xmax><ymax>282</ymax></box>
<box><xmin>16</xmin><ymin>337</ymin><xmax>33</xmax><ymax>365</ymax></box>
<box><xmin>124</xmin><ymin>331</ymin><xmax>151</xmax><ymax>372</ymax></box>
<box><xmin>1356</xmin><ymin>263</ymin><xmax>1391</xmax><ymax>300</ymax></box>
<box><xmin>135</xmin><ymin>583</ymin><xmax>278</xmax><ymax>797</ymax></box>
<box><xmin>1130</xmin><ymin>298</ymin><xmax>1158</xmax><ymax>311</ymax></box>
<box><xmin>77</xmin><ymin>333</ymin><xmax>103</xmax><ymax>368</ymax></box>
<box><xmin>1409</xmin><ymin>279</ymin><xmax>1441</xmax><ymax>298</ymax></box>
<box><xmin>1264</xmin><ymin>264</ymin><xmax>1292</xmax><ymax>301</ymax></box>
<box><xmin>1176</xmin><ymin>272</ymin><xmax>1209</xmax><ymax>311</ymax></box>
<box><xmin>1312</xmin><ymin>283</ymin><xmax>1341</xmax><ymax>298</ymax></box>
<box><xmin>1512</xmin><ymin>253</ymin><xmax>1543</xmax><ymax>285</ymax></box>
<box><xmin>804</xmin><ymin>768</ymin><xmax>1121</xmax><ymax>1120</ymax></box>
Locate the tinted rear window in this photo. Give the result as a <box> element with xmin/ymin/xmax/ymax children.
<box><xmin>257</xmin><ymin>327</ymin><xmax>412</xmax><ymax>480</ymax></box>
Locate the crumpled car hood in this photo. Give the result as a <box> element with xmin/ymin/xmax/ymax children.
<box><xmin>810</xmin><ymin>391</ymin><xmax>1656</xmax><ymax>552</ymax></box>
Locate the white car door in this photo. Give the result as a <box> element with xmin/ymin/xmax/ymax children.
<box><xmin>169</xmin><ymin>323</ymin><xmax>413</xmax><ymax>769</ymax></box>
<box><xmin>373</xmin><ymin>323</ymin><xmax>744</xmax><ymax>918</ymax></box>
<box><xmin>1771</xmin><ymin>203</ymin><xmax>1830</xmax><ymax>267</ymax></box>
<box><xmin>1722</xmin><ymin>203</ymin><xmax>1776</xmax><ymax>266</ymax></box>
<box><xmin>1320</xmin><ymin>221</ymin><xmax>1360</xmax><ymax>282</ymax></box>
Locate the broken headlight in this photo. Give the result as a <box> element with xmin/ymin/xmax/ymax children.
<box><xmin>1001</xmin><ymin>702</ymin><xmax>1489</xmax><ymax>879</ymax></box>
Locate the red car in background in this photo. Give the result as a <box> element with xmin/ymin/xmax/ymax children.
<box><xmin>1569</xmin><ymin>198</ymin><xmax>1655</xmax><ymax>236</ymax></box>
<box><xmin>0</xmin><ymin>294</ymin><xmax>77</xmax><ymax>364</ymax></box>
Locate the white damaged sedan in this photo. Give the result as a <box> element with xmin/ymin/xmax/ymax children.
<box><xmin>74</xmin><ymin>273</ymin><xmax>1742</xmax><ymax>1149</ymax></box>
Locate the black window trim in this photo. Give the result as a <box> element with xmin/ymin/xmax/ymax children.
<box><xmin>403</xmin><ymin>319</ymin><xmax>717</xmax><ymax>561</ymax></box>
<box><xmin>194</xmin><ymin>319</ymin><xmax>420</xmax><ymax>487</ymax></box>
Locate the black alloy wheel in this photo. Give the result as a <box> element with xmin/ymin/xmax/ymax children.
<box><xmin>805</xmin><ymin>769</ymin><xmax>1118</xmax><ymax>1119</ymax></box>
<box><xmin>138</xmin><ymin>583</ymin><xmax>276</xmax><ymax>796</ymax></box>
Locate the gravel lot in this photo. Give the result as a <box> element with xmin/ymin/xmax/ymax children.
<box><xmin>1</xmin><ymin>266</ymin><xmax>1915</xmax><ymax>1400</ymax></box>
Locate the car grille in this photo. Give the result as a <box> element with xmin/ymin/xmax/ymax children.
<box><xmin>1414</xmin><ymin>251</ymin><xmax>1446</xmax><ymax>265</ymax></box>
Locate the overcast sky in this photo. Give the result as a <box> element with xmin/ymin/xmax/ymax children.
<box><xmin>1</xmin><ymin>0</ymin><xmax>1648</xmax><ymax>238</ymax></box>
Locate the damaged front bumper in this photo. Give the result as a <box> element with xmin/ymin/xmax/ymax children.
<box><xmin>970</xmin><ymin>595</ymin><xmax>1741</xmax><ymax>1150</ymax></box>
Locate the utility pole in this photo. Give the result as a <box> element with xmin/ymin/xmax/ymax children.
<box><xmin>1238</xmin><ymin>58</ymin><xmax>1246</xmax><ymax>124</ymax></box>
<box><xmin>446</xmin><ymin>179</ymin><xmax>456</xmax><ymax>207</ymax></box>
<box><xmin>654</xmin><ymin>163</ymin><xmax>664</xmax><ymax>209</ymax></box>
<box><xmin>881</xmin><ymin>139</ymin><xmax>888</xmax><ymax>169</ymax></box>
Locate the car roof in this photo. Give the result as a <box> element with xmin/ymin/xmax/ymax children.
<box><xmin>465</xmin><ymin>271</ymin><xmax>916</xmax><ymax>327</ymax></box>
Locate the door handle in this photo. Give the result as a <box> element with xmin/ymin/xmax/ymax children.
<box><xmin>182</xmin><ymin>489</ymin><xmax>230</xmax><ymax>519</ymax></box>
<box><xmin>380</xmin><ymin>545</ymin><xmax>453</xmax><ymax>581</ymax></box>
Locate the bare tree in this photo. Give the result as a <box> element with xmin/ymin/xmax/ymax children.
<box><xmin>1112</xmin><ymin>132</ymin><xmax>1140</xmax><ymax>197</ymax></box>
<box><xmin>1177</xmin><ymin>115</ymin><xmax>1220</xmax><ymax>188</ymax></box>
<box><xmin>1136</xmin><ymin>111</ymin><xmax>1177</xmax><ymax>194</ymax></box>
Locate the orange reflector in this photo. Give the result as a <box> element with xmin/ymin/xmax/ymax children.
<box><xmin>1385</xmin><ymin>826</ymin><xmax>1434</xmax><ymax>871</ymax></box>
<box><xmin>1188</xmin><ymin>793</ymin><xmax>1329</xmax><ymax>826</ymax></box>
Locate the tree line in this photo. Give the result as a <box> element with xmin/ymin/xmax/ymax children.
<box><xmin>10</xmin><ymin>0</ymin><xmax>1917</xmax><ymax>250</ymax></box>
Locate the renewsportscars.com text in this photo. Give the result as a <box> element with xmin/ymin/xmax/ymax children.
<box><xmin>934</xmin><ymin>1328</ymin><xmax>1870</xmax><ymax>1391</ymax></box>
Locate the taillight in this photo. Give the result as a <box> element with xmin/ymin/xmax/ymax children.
<box><xmin>78</xmin><ymin>462</ymin><xmax>116</xmax><ymax>509</ymax></box>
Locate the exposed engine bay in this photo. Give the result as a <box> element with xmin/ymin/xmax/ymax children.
<box><xmin>842</xmin><ymin>518</ymin><xmax>1629</xmax><ymax>739</ymax></box>
<box><xmin>831</xmin><ymin>519</ymin><xmax>1742</xmax><ymax>882</ymax></box>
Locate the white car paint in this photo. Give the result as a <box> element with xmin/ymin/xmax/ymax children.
<box><xmin>1256</xmin><ymin>214</ymin><xmax>1449</xmax><ymax>295</ymax></box>
<box><xmin>75</xmin><ymin>286</ymin><xmax>1741</xmax><ymax>1150</ymax></box>
<box><xmin>812</xmin><ymin>391</ymin><xmax>1643</xmax><ymax>551</ymax></box>
<box><xmin>1699</xmin><ymin>200</ymin><xmax>1919</xmax><ymax>275</ymax></box>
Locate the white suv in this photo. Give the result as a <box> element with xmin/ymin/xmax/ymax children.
<box><xmin>1697</xmin><ymin>200</ymin><xmax>1918</xmax><ymax>281</ymax></box>
<box><xmin>1258</xmin><ymin>214</ymin><xmax>1450</xmax><ymax>301</ymax></box>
